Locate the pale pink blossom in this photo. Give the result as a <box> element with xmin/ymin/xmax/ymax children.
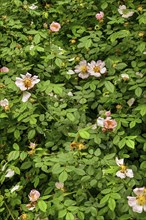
<box><xmin>97</xmin><ymin>117</ymin><xmax>105</xmax><ymax>127</ymax></box>
<box><xmin>104</xmin><ymin>117</ymin><xmax>117</xmax><ymax>130</ymax></box>
<box><xmin>67</xmin><ymin>70</ymin><xmax>75</xmax><ymax>75</ymax></box>
<box><xmin>88</xmin><ymin>60</ymin><xmax>106</xmax><ymax>77</ymax></box>
<box><xmin>116</xmin><ymin>157</ymin><xmax>134</xmax><ymax>179</ymax></box>
<box><xmin>50</xmin><ymin>22</ymin><xmax>61</xmax><ymax>32</ymax></box>
<box><xmin>95</xmin><ymin>11</ymin><xmax>104</xmax><ymax>20</ymax></box>
<box><xmin>105</xmin><ymin>111</ymin><xmax>111</xmax><ymax>117</ymax></box>
<box><xmin>1</xmin><ymin>66</ymin><xmax>9</xmax><ymax>72</ymax></box>
<box><xmin>15</xmin><ymin>72</ymin><xmax>40</xmax><ymax>91</ymax></box>
<box><xmin>28</xmin><ymin>189</ymin><xmax>40</xmax><ymax>202</ymax></box>
<box><xmin>29</xmin><ymin>142</ymin><xmax>36</xmax><ymax>149</ymax></box>
<box><xmin>0</xmin><ymin>99</ymin><xmax>9</xmax><ymax>107</ymax></box>
<box><xmin>118</xmin><ymin>5</ymin><xmax>134</xmax><ymax>18</ymax></box>
<box><xmin>11</xmin><ymin>185</ymin><xmax>20</xmax><ymax>193</ymax></box>
<box><xmin>55</xmin><ymin>182</ymin><xmax>64</xmax><ymax>190</ymax></box>
<box><xmin>127</xmin><ymin>187</ymin><xmax>146</xmax><ymax>213</ymax></box>
<box><xmin>5</xmin><ymin>169</ymin><xmax>15</xmax><ymax>178</ymax></box>
<box><xmin>74</xmin><ymin>60</ymin><xmax>90</xmax><ymax>79</ymax></box>
<box><xmin>29</xmin><ymin>4</ymin><xmax>38</xmax><ymax>10</ymax></box>
<box><xmin>121</xmin><ymin>73</ymin><xmax>129</xmax><ymax>81</ymax></box>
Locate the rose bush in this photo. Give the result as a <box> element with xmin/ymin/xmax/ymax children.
<box><xmin>0</xmin><ymin>0</ymin><xmax>146</xmax><ymax>219</ymax></box>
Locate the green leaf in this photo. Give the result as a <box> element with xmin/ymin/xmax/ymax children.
<box><xmin>101</xmin><ymin>2</ymin><xmax>108</xmax><ymax>9</ymax></box>
<box><xmin>110</xmin><ymin>193</ymin><xmax>121</xmax><ymax>200</ymax></box>
<box><xmin>79</xmin><ymin>130</ymin><xmax>90</xmax><ymax>139</ymax></box>
<box><xmin>140</xmin><ymin>161</ymin><xmax>146</xmax><ymax>169</ymax></box>
<box><xmin>52</xmin><ymin>163</ymin><xmax>64</xmax><ymax>174</ymax></box>
<box><xmin>109</xmin><ymin>30</ymin><xmax>130</xmax><ymax>42</ymax></box>
<box><xmin>8</xmin><ymin>151</ymin><xmax>20</xmax><ymax>161</ymax></box>
<box><xmin>105</xmin><ymin>81</ymin><xmax>115</xmax><ymax>93</ymax></box>
<box><xmin>0</xmin><ymin>113</ymin><xmax>8</xmax><ymax>118</ymax></box>
<box><xmin>115</xmin><ymin>63</ymin><xmax>127</xmax><ymax>70</ymax></box>
<box><xmin>74</xmin><ymin>168</ymin><xmax>86</xmax><ymax>176</ymax></box>
<box><xmin>58</xmin><ymin>209</ymin><xmax>67</xmax><ymax>218</ymax></box>
<box><xmin>66</xmin><ymin>212</ymin><xmax>74</xmax><ymax>220</ymax></box>
<box><xmin>135</xmin><ymin>87</ymin><xmax>142</xmax><ymax>97</ymax></box>
<box><xmin>28</xmin><ymin>129</ymin><xmax>36</xmax><ymax>139</ymax></box>
<box><xmin>137</xmin><ymin>42</ymin><xmax>145</xmax><ymax>53</ymax></box>
<box><xmin>13</xmin><ymin>143</ymin><xmax>19</xmax><ymax>151</ymax></box>
<box><xmin>67</xmin><ymin>113</ymin><xmax>75</xmax><ymax>122</ymax></box>
<box><xmin>118</xmin><ymin>138</ymin><xmax>126</xmax><ymax>149</ymax></box>
<box><xmin>21</xmin><ymin>161</ymin><xmax>32</xmax><ymax>169</ymax></box>
<box><xmin>100</xmin><ymin>194</ymin><xmax>110</xmax><ymax>204</ymax></box>
<box><xmin>85</xmin><ymin>39</ymin><xmax>92</xmax><ymax>49</ymax></box>
<box><xmin>14</xmin><ymin>130</ymin><xmax>20</xmax><ymax>139</ymax></box>
<box><xmin>104</xmin><ymin>153</ymin><xmax>115</xmax><ymax>160</ymax></box>
<box><xmin>55</xmin><ymin>58</ymin><xmax>62</xmax><ymax>67</ymax></box>
<box><xmin>20</xmin><ymin>151</ymin><xmax>27</xmax><ymax>161</ymax></box>
<box><xmin>34</xmin><ymin>34</ymin><xmax>41</xmax><ymax>44</ymax></box>
<box><xmin>38</xmin><ymin>200</ymin><xmax>47</xmax><ymax>212</ymax></box>
<box><xmin>126</xmin><ymin>139</ymin><xmax>135</xmax><ymax>149</ymax></box>
<box><xmin>101</xmin><ymin>189</ymin><xmax>111</xmax><ymax>194</ymax></box>
<box><xmin>108</xmin><ymin>198</ymin><xmax>116</xmax><ymax>211</ymax></box>
<box><xmin>29</xmin><ymin>116</ymin><xmax>37</xmax><ymax>125</ymax></box>
<box><xmin>59</xmin><ymin>170</ymin><xmax>68</xmax><ymax>182</ymax></box>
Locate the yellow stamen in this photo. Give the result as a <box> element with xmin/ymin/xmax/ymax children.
<box><xmin>136</xmin><ymin>195</ymin><xmax>146</xmax><ymax>206</ymax></box>
<box><xmin>81</xmin><ymin>65</ymin><xmax>87</xmax><ymax>73</ymax></box>
<box><xmin>23</xmin><ymin>78</ymin><xmax>32</xmax><ymax>88</ymax></box>
<box><xmin>120</xmin><ymin>165</ymin><xmax>127</xmax><ymax>173</ymax></box>
<box><xmin>93</xmin><ymin>66</ymin><xmax>100</xmax><ymax>72</ymax></box>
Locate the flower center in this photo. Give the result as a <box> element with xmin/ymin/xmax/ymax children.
<box><xmin>136</xmin><ymin>195</ymin><xmax>146</xmax><ymax>206</ymax></box>
<box><xmin>23</xmin><ymin>78</ymin><xmax>32</xmax><ymax>88</ymax></box>
<box><xmin>81</xmin><ymin>65</ymin><xmax>87</xmax><ymax>73</ymax></box>
<box><xmin>120</xmin><ymin>165</ymin><xmax>127</xmax><ymax>173</ymax></box>
<box><xmin>123</xmin><ymin>9</ymin><xmax>129</xmax><ymax>14</ymax></box>
<box><xmin>93</xmin><ymin>66</ymin><xmax>100</xmax><ymax>72</ymax></box>
<box><xmin>52</xmin><ymin>24</ymin><xmax>58</xmax><ymax>29</ymax></box>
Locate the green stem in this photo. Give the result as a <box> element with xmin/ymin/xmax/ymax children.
<box><xmin>4</xmin><ymin>201</ymin><xmax>16</xmax><ymax>220</ymax></box>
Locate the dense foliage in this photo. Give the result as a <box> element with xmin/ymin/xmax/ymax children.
<box><xmin>0</xmin><ymin>0</ymin><xmax>146</xmax><ymax>219</ymax></box>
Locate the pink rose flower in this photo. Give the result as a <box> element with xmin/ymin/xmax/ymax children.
<box><xmin>28</xmin><ymin>189</ymin><xmax>40</xmax><ymax>202</ymax></box>
<box><xmin>1</xmin><ymin>67</ymin><xmax>9</xmax><ymax>72</ymax></box>
<box><xmin>50</xmin><ymin>22</ymin><xmax>61</xmax><ymax>32</ymax></box>
<box><xmin>104</xmin><ymin>117</ymin><xmax>117</xmax><ymax>130</ymax></box>
<box><xmin>95</xmin><ymin>11</ymin><xmax>104</xmax><ymax>20</ymax></box>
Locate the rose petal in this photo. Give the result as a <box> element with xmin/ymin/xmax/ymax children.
<box><xmin>22</xmin><ymin>92</ymin><xmax>31</xmax><ymax>102</ymax></box>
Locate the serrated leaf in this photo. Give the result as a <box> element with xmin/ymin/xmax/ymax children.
<box><xmin>38</xmin><ymin>200</ymin><xmax>47</xmax><ymax>212</ymax></box>
<box><xmin>66</xmin><ymin>113</ymin><xmax>75</xmax><ymax>122</ymax></box>
<box><xmin>74</xmin><ymin>168</ymin><xmax>86</xmax><ymax>176</ymax></box>
<box><xmin>28</xmin><ymin>129</ymin><xmax>36</xmax><ymax>139</ymax></box>
<box><xmin>135</xmin><ymin>87</ymin><xmax>142</xmax><ymax>97</ymax></box>
<box><xmin>140</xmin><ymin>161</ymin><xmax>146</xmax><ymax>169</ymax></box>
<box><xmin>100</xmin><ymin>194</ymin><xmax>110</xmax><ymax>204</ymax></box>
<box><xmin>79</xmin><ymin>130</ymin><xmax>90</xmax><ymax>139</ymax></box>
<box><xmin>8</xmin><ymin>151</ymin><xmax>20</xmax><ymax>161</ymax></box>
<box><xmin>58</xmin><ymin>209</ymin><xmax>67</xmax><ymax>218</ymax></box>
<box><xmin>66</xmin><ymin>212</ymin><xmax>74</xmax><ymax>220</ymax></box>
<box><xmin>126</xmin><ymin>139</ymin><xmax>135</xmax><ymax>149</ymax></box>
<box><xmin>105</xmin><ymin>81</ymin><xmax>115</xmax><ymax>93</ymax></box>
<box><xmin>34</xmin><ymin>34</ymin><xmax>41</xmax><ymax>44</ymax></box>
<box><xmin>108</xmin><ymin>198</ymin><xmax>116</xmax><ymax>211</ymax></box>
<box><xmin>115</xmin><ymin>63</ymin><xmax>127</xmax><ymax>70</ymax></box>
<box><xmin>59</xmin><ymin>170</ymin><xmax>68</xmax><ymax>182</ymax></box>
<box><xmin>55</xmin><ymin>58</ymin><xmax>62</xmax><ymax>67</ymax></box>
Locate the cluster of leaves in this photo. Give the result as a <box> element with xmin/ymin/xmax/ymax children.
<box><xmin>0</xmin><ymin>0</ymin><xmax>146</xmax><ymax>219</ymax></box>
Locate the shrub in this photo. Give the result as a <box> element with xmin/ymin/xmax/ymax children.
<box><xmin>0</xmin><ymin>0</ymin><xmax>146</xmax><ymax>219</ymax></box>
